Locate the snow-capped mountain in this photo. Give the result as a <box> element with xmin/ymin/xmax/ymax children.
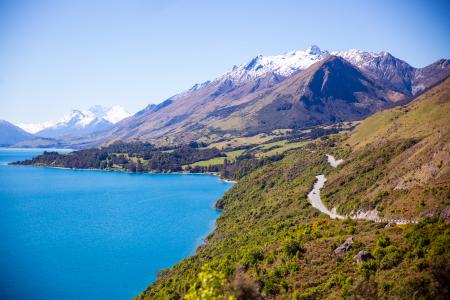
<box><xmin>18</xmin><ymin>121</ymin><xmax>55</xmax><ymax>134</ymax></box>
<box><xmin>175</xmin><ymin>45</ymin><xmax>331</xmax><ymax>99</ymax></box>
<box><xmin>332</xmin><ymin>49</ymin><xmax>417</xmax><ymax>95</ymax></box>
<box><xmin>218</xmin><ymin>45</ymin><xmax>449</xmax><ymax>96</ymax></box>
<box><xmin>334</xmin><ymin>49</ymin><xmax>450</xmax><ymax>95</ymax></box>
<box><xmin>222</xmin><ymin>45</ymin><xmax>329</xmax><ymax>83</ymax></box>
<box><xmin>180</xmin><ymin>46</ymin><xmax>404</xmax><ymax>98</ymax></box>
<box><xmin>87</xmin><ymin>105</ymin><xmax>131</xmax><ymax>124</ymax></box>
<box><xmin>181</xmin><ymin>45</ymin><xmax>448</xmax><ymax>98</ymax></box>
<box><xmin>18</xmin><ymin>106</ymin><xmax>130</xmax><ymax>138</ymax></box>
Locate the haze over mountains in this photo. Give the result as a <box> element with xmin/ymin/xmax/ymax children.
<box><xmin>0</xmin><ymin>106</ymin><xmax>130</xmax><ymax>146</ymax></box>
<box><xmin>3</xmin><ymin>45</ymin><xmax>449</xmax><ymax>148</ymax></box>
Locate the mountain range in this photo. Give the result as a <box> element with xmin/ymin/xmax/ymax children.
<box><xmin>86</xmin><ymin>45</ymin><xmax>449</xmax><ymax>146</ymax></box>
<box><xmin>3</xmin><ymin>46</ymin><xmax>449</xmax><ymax>148</ymax></box>
<box><xmin>18</xmin><ymin>105</ymin><xmax>130</xmax><ymax>138</ymax></box>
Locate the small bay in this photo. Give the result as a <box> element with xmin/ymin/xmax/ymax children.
<box><xmin>0</xmin><ymin>148</ymin><xmax>233</xmax><ymax>300</ymax></box>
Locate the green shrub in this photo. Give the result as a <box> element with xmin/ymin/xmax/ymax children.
<box><xmin>242</xmin><ymin>247</ymin><xmax>264</xmax><ymax>268</ymax></box>
<box><xmin>379</xmin><ymin>245</ymin><xmax>403</xmax><ymax>269</ymax></box>
<box><xmin>358</xmin><ymin>260</ymin><xmax>377</xmax><ymax>277</ymax></box>
<box><xmin>282</xmin><ymin>238</ymin><xmax>304</xmax><ymax>257</ymax></box>
<box><xmin>376</xmin><ymin>235</ymin><xmax>391</xmax><ymax>248</ymax></box>
<box><xmin>184</xmin><ymin>264</ymin><xmax>234</xmax><ymax>300</ymax></box>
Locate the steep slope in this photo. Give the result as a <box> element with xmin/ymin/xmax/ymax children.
<box><xmin>209</xmin><ymin>56</ymin><xmax>402</xmax><ymax>134</ymax></box>
<box><xmin>136</xmin><ymin>79</ymin><xmax>449</xmax><ymax>300</ymax></box>
<box><xmin>412</xmin><ymin>59</ymin><xmax>450</xmax><ymax>94</ymax></box>
<box><xmin>93</xmin><ymin>47</ymin><xmax>448</xmax><ymax>146</ymax></box>
<box><xmin>0</xmin><ymin>120</ymin><xmax>34</xmax><ymax>146</ymax></box>
<box><xmin>322</xmin><ymin>77</ymin><xmax>450</xmax><ymax>220</ymax></box>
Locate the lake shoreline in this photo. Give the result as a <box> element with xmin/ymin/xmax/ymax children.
<box><xmin>8</xmin><ymin>162</ymin><xmax>238</xmax><ymax>183</ymax></box>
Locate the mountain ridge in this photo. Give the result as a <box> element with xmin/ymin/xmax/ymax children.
<box><xmin>90</xmin><ymin>48</ymin><xmax>448</xmax><ymax>146</ymax></box>
<box><xmin>10</xmin><ymin>46</ymin><xmax>449</xmax><ymax>149</ymax></box>
<box><xmin>0</xmin><ymin>120</ymin><xmax>35</xmax><ymax>146</ymax></box>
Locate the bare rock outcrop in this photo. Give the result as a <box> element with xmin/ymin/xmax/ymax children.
<box><xmin>334</xmin><ymin>237</ymin><xmax>353</xmax><ymax>255</ymax></box>
<box><xmin>353</xmin><ymin>250</ymin><xmax>372</xmax><ymax>264</ymax></box>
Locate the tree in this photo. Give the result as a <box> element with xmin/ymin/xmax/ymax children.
<box><xmin>136</xmin><ymin>159</ymin><xmax>144</xmax><ymax>173</ymax></box>
<box><xmin>128</xmin><ymin>162</ymin><xmax>137</xmax><ymax>173</ymax></box>
<box><xmin>184</xmin><ymin>265</ymin><xmax>235</xmax><ymax>300</ymax></box>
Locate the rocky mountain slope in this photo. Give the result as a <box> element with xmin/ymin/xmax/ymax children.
<box><xmin>210</xmin><ymin>56</ymin><xmax>398</xmax><ymax>134</ymax></box>
<box><xmin>136</xmin><ymin>75</ymin><xmax>450</xmax><ymax>300</ymax></box>
<box><xmin>91</xmin><ymin>46</ymin><xmax>448</xmax><ymax>146</ymax></box>
<box><xmin>0</xmin><ymin>120</ymin><xmax>35</xmax><ymax>146</ymax></box>
<box><xmin>334</xmin><ymin>49</ymin><xmax>450</xmax><ymax>96</ymax></box>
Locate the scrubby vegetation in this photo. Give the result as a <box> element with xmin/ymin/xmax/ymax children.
<box><xmin>136</xmin><ymin>140</ymin><xmax>449</xmax><ymax>299</ymax></box>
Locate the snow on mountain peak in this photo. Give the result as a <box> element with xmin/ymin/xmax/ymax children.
<box><xmin>305</xmin><ymin>45</ymin><xmax>323</xmax><ymax>55</ymax></box>
<box><xmin>17</xmin><ymin>105</ymin><xmax>131</xmax><ymax>134</ymax></box>
<box><xmin>331</xmin><ymin>49</ymin><xmax>387</xmax><ymax>68</ymax></box>
<box><xmin>17</xmin><ymin>121</ymin><xmax>55</xmax><ymax>134</ymax></box>
<box><xmin>103</xmin><ymin>105</ymin><xmax>131</xmax><ymax>123</ymax></box>
<box><xmin>219</xmin><ymin>45</ymin><xmax>330</xmax><ymax>84</ymax></box>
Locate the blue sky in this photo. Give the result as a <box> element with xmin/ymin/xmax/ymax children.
<box><xmin>0</xmin><ymin>0</ymin><xmax>449</xmax><ymax>123</ymax></box>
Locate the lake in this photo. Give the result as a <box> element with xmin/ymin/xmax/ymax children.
<box><xmin>0</xmin><ymin>148</ymin><xmax>233</xmax><ymax>300</ymax></box>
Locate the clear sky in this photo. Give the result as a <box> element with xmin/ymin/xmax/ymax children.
<box><xmin>0</xmin><ymin>0</ymin><xmax>449</xmax><ymax>123</ymax></box>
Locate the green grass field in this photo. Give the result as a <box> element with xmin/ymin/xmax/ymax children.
<box><xmin>185</xmin><ymin>149</ymin><xmax>246</xmax><ymax>167</ymax></box>
<box><xmin>255</xmin><ymin>140</ymin><xmax>308</xmax><ymax>157</ymax></box>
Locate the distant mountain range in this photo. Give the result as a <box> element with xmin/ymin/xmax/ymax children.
<box><xmin>18</xmin><ymin>106</ymin><xmax>130</xmax><ymax>138</ymax></box>
<box><xmin>0</xmin><ymin>106</ymin><xmax>130</xmax><ymax>147</ymax></box>
<box><xmin>90</xmin><ymin>45</ymin><xmax>448</xmax><ymax>146</ymax></box>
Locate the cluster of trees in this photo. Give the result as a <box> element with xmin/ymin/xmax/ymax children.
<box><xmin>220</xmin><ymin>154</ymin><xmax>284</xmax><ymax>180</ymax></box>
<box><xmin>15</xmin><ymin>150</ymin><xmax>109</xmax><ymax>169</ymax></box>
<box><xmin>14</xmin><ymin>142</ymin><xmax>224</xmax><ymax>173</ymax></box>
<box><xmin>102</xmin><ymin>141</ymin><xmax>155</xmax><ymax>155</ymax></box>
<box><xmin>184</xmin><ymin>153</ymin><xmax>285</xmax><ymax>180</ymax></box>
<box><xmin>270</xmin><ymin>126</ymin><xmax>343</xmax><ymax>144</ymax></box>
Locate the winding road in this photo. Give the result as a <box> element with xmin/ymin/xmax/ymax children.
<box><xmin>307</xmin><ymin>174</ymin><xmax>344</xmax><ymax>219</ymax></box>
<box><xmin>307</xmin><ymin>154</ymin><xmax>416</xmax><ymax>224</ymax></box>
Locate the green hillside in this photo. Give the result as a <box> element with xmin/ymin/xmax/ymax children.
<box><xmin>136</xmin><ymin>79</ymin><xmax>450</xmax><ymax>299</ymax></box>
<box><xmin>324</xmin><ymin>78</ymin><xmax>450</xmax><ymax>219</ymax></box>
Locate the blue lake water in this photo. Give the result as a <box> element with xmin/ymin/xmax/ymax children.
<box><xmin>0</xmin><ymin>148</ymin><xmax>233</xmax><ymax>300</ymax></box>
